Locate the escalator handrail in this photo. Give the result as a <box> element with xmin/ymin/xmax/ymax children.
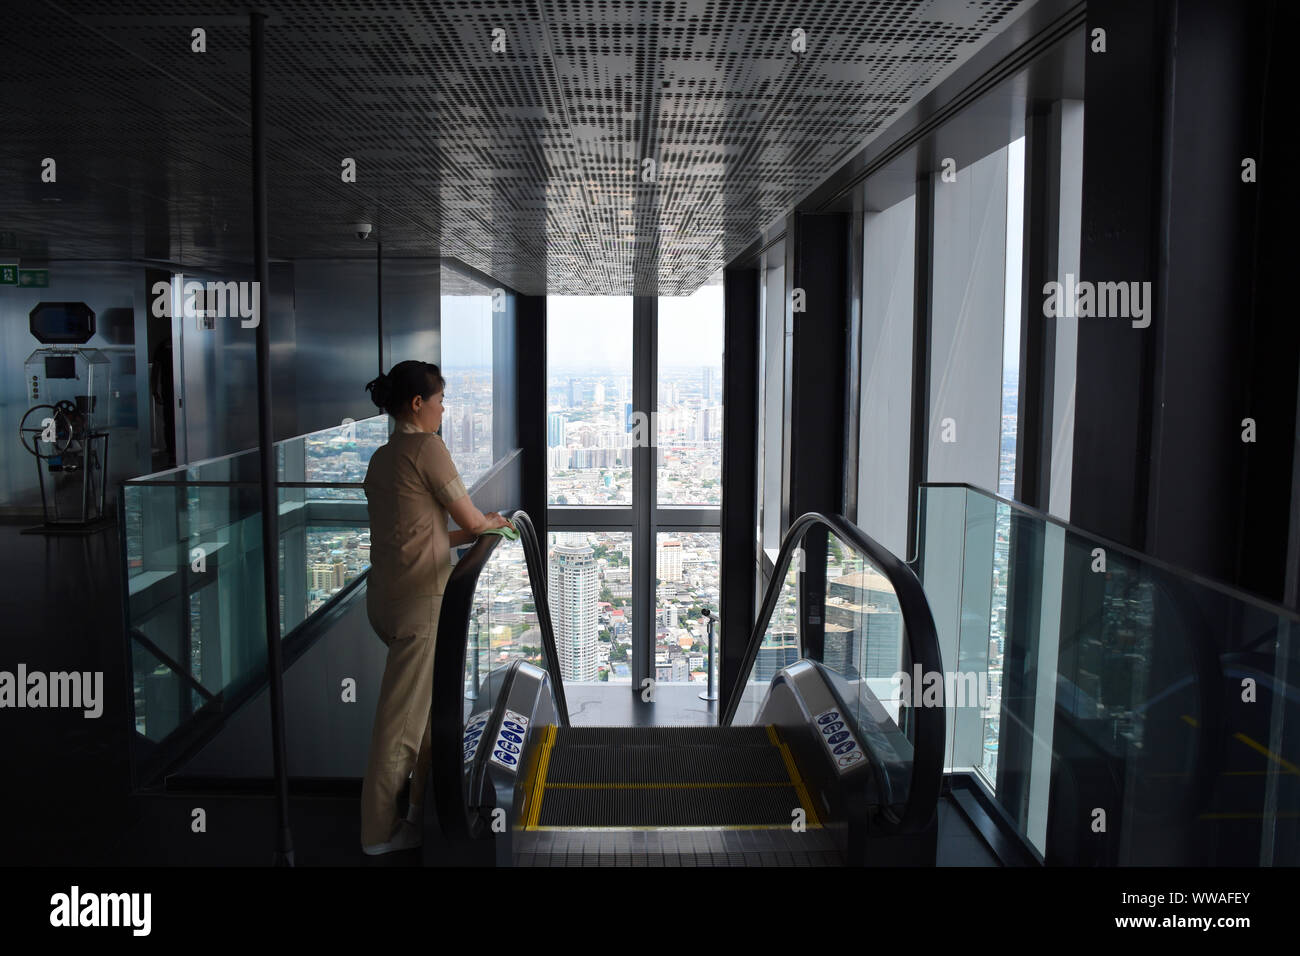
<box><xmin>430</xmin><ymin>510</ymin><xmax>567</xmax><ymax>841</ymax></box>
<box><xmin>510</xmin><ymin>510</ymin><xmax>570</xmax><ymax>725</ymax></box>
<box><xmin>430</xmin><ymin>525</ymin><xmax>509</xmax><ymax>841</ymax></box>
<box><xmin>721</xmin><ymin>511</ymin><xmax>945</xmax><ymax>836</ymax></box>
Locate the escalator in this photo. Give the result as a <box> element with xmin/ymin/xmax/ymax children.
<box><xmin>431</xmin><ymin>511</ymin><xmax>945</xmax><ymax>866</ymax></box>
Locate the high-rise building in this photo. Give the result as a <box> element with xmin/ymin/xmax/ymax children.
<box><xmin>593</xmin><ymin>382</ymin><xmax>605</xmax><ymax>405</ymax></box>
<box><xmin>567</xmin><ymin>378</ymin><xmax>579</xmax><ymax>407</ymax></box>
<box><xmin>754</xmin><ymin>629</ymin><xmax>799</xmax><ymax>682</ymax></box>
<box><xmin>547</xmin><ymin>412</ymin><xmax>567</xmax><ymax>448</ymax></box>
<box><xmin>657</xmin><ymin>539</ymin><xmax>683</xmax><ymax>583</ymax></box>
<box><xmin>310</xmin><ymin>564</ymin><xmax>336</xmax><ymax>591</ymax></box>
<box><xmin>703</xmin><ymin>366</ymin><xmax>713</xmax><ymax>404</ymax></box>
<box><xmin>550</xmin><ymin>539</ymin><xmax>599</xmax><ymax>681</ymax></box>
<box><xmin>693</xmin><ymin>406</ymin><xmax>715</xmax><ymax>442</ymax></box>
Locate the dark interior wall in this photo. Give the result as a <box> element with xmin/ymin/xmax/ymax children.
<box><xmin>1236</xmin><ymin>1</ymin><xmax>1295</xmax><ymax>602</ymax></box>
<box><xmin>381</xmin><ymin>257</ymin><xmax>440</xmax><ymax>375</ymax></box>
<box><xmin>171</xmin><ymin>255</ymin><xmax>439</xmax><ymax>465</ymax></box>
<box><xmin>516</xmin><ymin>294</ymin><xmax>546</xmax><ymax>534</ymax></box>
<box><xmin>288</xmin><ymin>258</ymin><xmax>381</xmax><ymax>437</ymax></box>
<box><xmin>1146</xmin><ymin>0</ymin><xmax>1274</xmax><ymax>592</ymax></box>
<box><xmin>1072</xmin><ymin>0</ymin><xmax>1290</xmax><ymax>603</ymax></box>
<box><xmin>720</xmin><ymin>266</ymin><xmax>759</xmax><ymax>711</ymax></box>
<box><xmin>1071</xmin><ymin>0</ymin><xmax>1164</xmax><ymax>549</ymax></box>
<box><xmin>172</xmin><ymin>261</ymin><xmax>294</xmax><ymax>463</ymax></box>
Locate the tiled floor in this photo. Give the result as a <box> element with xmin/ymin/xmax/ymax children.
<box><xmin>936</xmin><ymin>798</ymin><xmax>1001</xmax><ymax>866</ymax></box>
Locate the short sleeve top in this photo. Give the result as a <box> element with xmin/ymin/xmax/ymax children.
<box><xmin>364</xmin><ymin>420</ymin><xmax>468</xmax><ymax>602</ymax></box>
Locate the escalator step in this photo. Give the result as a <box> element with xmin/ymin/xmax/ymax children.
<box><xmin>522</xmin><ymin>724</ymin><xmax>821</xmax><ymax>829</ymax></box>
<box><xmin>546</xmin><ymin>743</ymin><xmax>791</xmax><ymax>785</ymax></box>
<box><xmin>536</xmin><ymin>782</ymin><xmax>806</xmax><ymax>828</ymax></box>
<box><xmin>555</xmin><ymin>726</ymin><xmax>774</xmax><ymax>749</ymax></box>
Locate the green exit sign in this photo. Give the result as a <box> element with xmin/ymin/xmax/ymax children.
<box><xmin>18</xmin><ymin>269</ymin><xmax>48</xmax><ymax>288</ymax></box>
<box><xmin>0</xmin><ymin>264</ymin><xmax>17</xmax><ymax>285</ymax></box>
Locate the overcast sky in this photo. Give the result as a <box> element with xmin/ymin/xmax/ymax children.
<box><xmin>439</xmin><ymin>276</ymin><xmax>725</xmax><ymax>370</ymax></box>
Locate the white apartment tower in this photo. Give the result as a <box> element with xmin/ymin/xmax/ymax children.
<box><xmin>549</xmin><ymin>538</ymin><xmax>599</xmax><ymax>681</ymax></box>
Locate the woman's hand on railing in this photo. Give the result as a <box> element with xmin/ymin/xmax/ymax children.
<box><xmin>477</xmin><ymin>511</ymin><xmax>512</xmax><ymax>534</ymax></box>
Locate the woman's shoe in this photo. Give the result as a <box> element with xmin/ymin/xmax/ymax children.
<box><xmin>362</xmin><ymin>821</ymin><xmax>422</xmax><ymax>856</ymax></box>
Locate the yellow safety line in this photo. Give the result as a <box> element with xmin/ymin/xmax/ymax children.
<box><xmin>522</xmin><ymin>724</ymin><xmax>557</xmax><ymax>829</ymax></box>
<box><xmin>527</xmin><ymin>824</ymin><xmax>811</xmax><ymax>832</ymax></box>
<box><xmin>767</xmin><ymin>725</ymin><xmax>822</xmax><ymax>828</ymax></box>
<box><xmin>543</xmin><ymin>781</ymin><xmax>801</xmax><ymax>791</ymax></box>
<box><xmin>1182</xmin><ymin>715</ymin><xmax>1300</xmax><ymax>775</ymax></box>
<box><xmin>1231</xmin><ymin>732</ymin><xmax>1300</xmax><ymax>776</ymax></box>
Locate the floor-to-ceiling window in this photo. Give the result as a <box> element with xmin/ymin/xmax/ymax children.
<box><xmin>546</xmin><ymin>297</ymin><xmax>635</xmax><ymax>686</ymax></box>
<box><xmin>656</xmin><ymin>275</ymin><xmax>724</xmax><ymax>685</ymax></box>
<box><xmin>546</xmin><ymin>277</ymin><xmax>724</xmax><ymax>696</ymax></box>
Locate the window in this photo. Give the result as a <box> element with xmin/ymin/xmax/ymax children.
<box><xmin>928</xmin><ymin>142</ymin><xmax>1020</xmax><ymax>492</ymax></box>
<box><xmin>546</xmin><ymin>297</ymin><xmax>633</xmax><ymax>506</ymax></box>
<box><xmin>756</xmin><ymin>242</ymin><xmax>786</xmax><ymax>559</ymax></box>
<box><xmin>1000</xmin><ymin>136</ymin><xmax>1025</xmax><ymax>498</ymax></box>
<box><xmin>655</xmin><ymin>531</ymin><xmax>720</xmax><ymax>686</ymax></box>
<box><xmin>548</xmin><ymin>531</ymin><xmax>632</xmax><ymax>684</ymax></box>
<box><xmin>545</xmin><ymin>281</ymin><xmax>724</xmax><ymax>710</ymax></box>
<box><xmin>658</xmin><ymin>278</ymin><xmax>724</xmax><ymax>506</ymax></box>
<box><xmin>440</xmin><ymin>263</ymin><xmax>504</xmax><ymax>487</ymax></box>
<box><xmin>856</xmin><ymin>192</ymin><xmax>916</xmax><ymax>558</ymax></box>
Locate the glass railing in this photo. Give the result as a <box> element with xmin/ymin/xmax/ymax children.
<box><xmin>121</xmin><ymin>416</ymin><xmax>384</xmax><ymax>747</ymax></box>
<box><xmin>918</xmin><ymin>483</ymin><xmax>1300</xmax><ymax>865</ymax></box>
<box><xmin>462</xmin><ymin>531</ymin><xmax>544</xmax><ymax>713</ymax></box>
<box><xmin>723</xmin><ymin>512</ymin><xmax>945</xmax><ymax>836</ymax></box>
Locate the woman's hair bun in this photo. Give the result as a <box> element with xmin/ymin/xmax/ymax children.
<box><xmin>364</xmin><ymin>372</ymin><xmax>393</xmax><ymax>411</ymax></box>
<box><xmin>365</xmin><ymin>362</ymin><xmax>444</xmax><ymax>417</ymax></box>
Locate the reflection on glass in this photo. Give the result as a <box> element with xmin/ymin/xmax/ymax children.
<box><xmin>123</xmin><ymin>417</ymin><xmax>385</xmax><ymax>751</ymax></box>
<box><xmin>654</xmin><ymin>532</ymin><xmax>720</xmax><ymax>684</ymax></box>
<box><xmin>547</xmin><ymin>531</ymin><xmax>632</xmax><ymax>684</ymax></box>
<box><xmin>658</xmin><ymin>275</ymin><xmax>724</xmax><ymax>505</ymax></box>
<box><xmin>301</xmin><ymin>416</ymin><xmax>387</xmax><ymax>499</ymax></box>
<box><xmin>545</xmin><ymin>297</ymin><xmax>633</xmax><ymax>506</ymax></box>
<box><xmin>919</xmin><ymin>483</ymin><xmax>1300</xmax><ymax>865</ymax></box>
<box><xmin>823</xmin><ymin>533</ymin><xmax>905</xmax><ymax>693</ymax></box>
<box><xmin>463</xmin><ymin>538</ymin><xmax>538</xmax><ymax>704</ymax></box>
<box><xmin>733</xmin><ymin>560</ymin><xmax>800</xmax><ymax>725</ymax></box>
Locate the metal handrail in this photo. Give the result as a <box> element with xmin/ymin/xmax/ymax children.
<box><xmin>511</xmin><ymin>511</ymin><xmax>569</xmax><ymax>725</ymax></box>
<box><xmin>721</xmin><ymin>511</ymin><xmax>946</xmax><ymax>836</ymax></box>
<box><xmin>430</xmin><ymin>509</ymin><xmax>569</xmax><ymax>840</ymax></box>
<box><xmin>430</xmin><ymin>527</ymin><xmax>508</xmax><ymax>841</ymax></box>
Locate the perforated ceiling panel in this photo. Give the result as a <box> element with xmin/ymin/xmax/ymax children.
<box><xmin>0</xmin><ymin>0</ymin><xmax>1029</xmax><ymax>295</ymax></box>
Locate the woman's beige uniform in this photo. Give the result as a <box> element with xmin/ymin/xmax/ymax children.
<box><xmin>360</xmin><ymin>420</ymin><xmax>467</xmax><ymax>846</ymax></box>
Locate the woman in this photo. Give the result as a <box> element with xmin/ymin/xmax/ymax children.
<box><xmin>359</xmin><ymin>360</ymin><xmax>509</xmax><ymax>855</ymax></box>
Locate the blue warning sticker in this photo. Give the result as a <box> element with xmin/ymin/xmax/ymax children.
<box><xmin>489</xmin><ymin>709</ymin><xmax>531</xmax><ymax>772</ymax></box>
<box><xmin>814</xmin><ymin>708</ymin><xmax>866</xmax><ymax>774</ymax></box>
<box><xmin>463</xmin><ymin>711</ymin><xmax>491</xmax><ymax>764</ymax></box>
